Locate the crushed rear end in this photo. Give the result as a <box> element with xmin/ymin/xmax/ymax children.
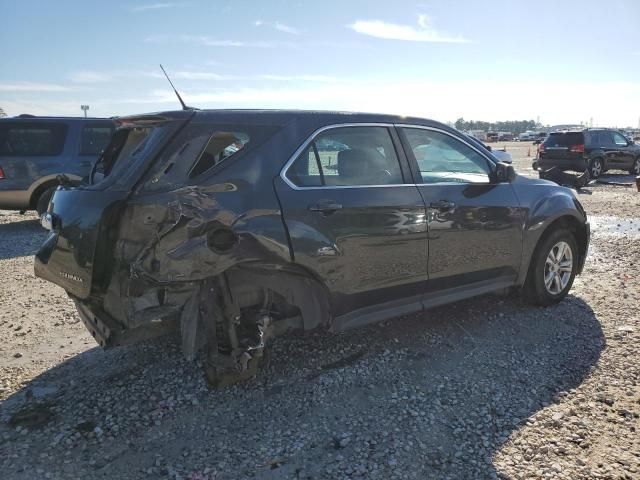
<box><xmin>34</xmin><ymin>110</ymin><xmax>328</xmax><ymax>386</ymax></box>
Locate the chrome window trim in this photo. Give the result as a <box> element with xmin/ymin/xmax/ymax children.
<box><xmin>280</xmin><ymin>122</ymin><xmax>500</xmax><ymax>190</ymax></box>
<box><xmin>280</xmin><ymin>122</ymin><xmax>410</xmax><ymax>191</ymax></box>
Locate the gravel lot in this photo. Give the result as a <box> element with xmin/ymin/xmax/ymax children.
<box><xmin>1</xmin><ymin>142</ymin><xmax>639</xmax><ymax>479</ymax></box>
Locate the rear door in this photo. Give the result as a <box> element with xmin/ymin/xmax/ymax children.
<box><xmin>541</xmin><ymin>131</ymin><xmax>585</xmax><ymax>163</ymax></box>
<box><xmin>611</xmin><ymin>131</ymin><xmax>634</xmax><ymax>168</ymax></box>
<box><xmin>596</xmin><ymin>131</ymin><xmax>619</xmax><ymax>167</ymax></box>
<box><xmin>275</xmin><ymin>124</ymin><xmax>428</xmax><ymax>319</ymax></box>
<box><xmin>398</xmin><ymin>125</ymin><xmax>523</xmax><ymax>294</ymax></box>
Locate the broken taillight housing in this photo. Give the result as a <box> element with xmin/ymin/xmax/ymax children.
<box><xmin>570</xmin><ymin>144</ymin><xmax>585</xmax><ymax>153</ymax></box>
<box><xmin>0</xmin><ymin>166</ymin><xmax>5</xmax><ymax>179</ymax></box>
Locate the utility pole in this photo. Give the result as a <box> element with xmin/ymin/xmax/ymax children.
<box><xmin>80</xmin><ymin>105</ymin><xmax>89</xmax><ymax>118</ymax></box>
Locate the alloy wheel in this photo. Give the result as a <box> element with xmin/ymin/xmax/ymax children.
<box><xmin>544</xmin><ymin>241</ymin><xmax>573</xmax><ymax>295</ymax></box>
<box><xmin>591</xmin><ymin>159</ymin><xmax>602</xmax><ymax>178</ymax></box>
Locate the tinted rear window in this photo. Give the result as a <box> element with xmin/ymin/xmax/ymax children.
<box><xmin>544</xmin><ymin>132</ymin><xmax>584</xmax><ymax>147</ymax></box>
<box><xmin>0</xmin><ymin>122</ymin><xmax>68</xmax><ymax>156</ymax></box>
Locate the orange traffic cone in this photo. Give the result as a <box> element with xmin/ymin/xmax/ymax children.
<box><xmin>527</xmin><ymin>147</ymin><xmax>531</xmax><ymax>157</ymax></box>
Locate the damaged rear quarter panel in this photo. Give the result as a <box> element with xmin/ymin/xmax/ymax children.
<box><xmin>125</xmin><ymin>181</ymin><xmax>292</xmax><ymax>284</ymax></box>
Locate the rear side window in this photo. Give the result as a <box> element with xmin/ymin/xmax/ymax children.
<box><xmin>80</xmin><ymin>124</ymin><xmax>114</xmax><ymax>155</ymax></box>
<box><xmin>0</xmin><ymin>122</ymin><xmax>68</xmax><ymax>156</ymax></box>
<box><xmin>286</xmin><ymin>126</ymin><xmax>403</xmax><ymax>187</ymax></box>
<box><xmin>544</xmin><ymin>132</ymin><xmax>584</xmax><ymax>147</ymax></box>
<box><xmin>141</xmin><ymin>123</ymin><xmax>279</xmax><ymax>191</ymax></box>
<box><xmin>189</xmin><ymin>130</ymin><xmax>250</xmax><ymax>177</ymax></box>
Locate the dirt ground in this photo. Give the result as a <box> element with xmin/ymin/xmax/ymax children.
<box><xmin>1</xmin><ymin>143</ymin><xmax>639</xmax><ymax>479</ymax></box>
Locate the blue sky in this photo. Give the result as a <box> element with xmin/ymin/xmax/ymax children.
<box><xmin>1</xmin><ymin>0</ymin><xmax>639</xmax><ymax>126</ymax></box>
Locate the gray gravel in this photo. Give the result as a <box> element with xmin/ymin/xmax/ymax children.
<box><xmin>1</xmin><ymin>144</ymin><xmax>639</xmax><ymax>479</ymax></box>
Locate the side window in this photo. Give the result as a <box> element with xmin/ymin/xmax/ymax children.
<box><xmin>80</xmin><ymin>124</ymin><xmax>114</xmax><ymax>155</ymax></box>
<box><xmin>599</xmin><ymin>131</ymin><xmax>614</xmax><ymax>146</ymax></box>
<box><xmin>286</xmin><ymin>126</ymin><xmax>403</xmax><ymax>187</ymax></box>
<box><xmin>141</xmin><ymin>124</ymin><xmax>279</xmax><ymax>192</ymax></box>
<box><xmin>401</xmin><ymin>128</ymin><xmax>492</xmax><ymax>184</ymax></box>
<box><xmin>0</xmin><ymin>122</ymin><xmax>68</xmax><ymax>156</ymax></box>
<box><xmin>612</xmin><ymin>132</ymin><xmax>628</xmax><ymax>146</ymax></box>
<box><xmin>189</xmin><ymin>130</ymin><xmax>250</xmax><ymax>177</ymax></box>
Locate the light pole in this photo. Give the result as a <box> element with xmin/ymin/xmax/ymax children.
<box><xmin>80</xmin><ymin>105</ymin><xmax>89</xmax><ymax>118</ymax></box>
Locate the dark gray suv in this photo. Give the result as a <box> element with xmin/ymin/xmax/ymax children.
<box><xmin>0</xmin><ymin>116</ymin><xmax>114</xmax><ymax>214</ymax></box>
<box><xmin>34</xmin><ymin>110</ymin><xmax>590</xmax><ymax>386</ymax></box>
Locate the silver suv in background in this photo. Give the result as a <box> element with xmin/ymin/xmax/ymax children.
<box><xmin>0</xmin><ymin>116</ymin><xmax>114</xmax><ymax>215</ymax></box>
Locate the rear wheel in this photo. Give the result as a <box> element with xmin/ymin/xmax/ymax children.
<box><xmin>589</xmin><ymin>158</ymin><xmax>603</xmax><ymax>178</ymax></box>
<box><xmin>630</xmin><ymin>157</ymin><xmax>640</xmax><ymax>176</ymax></box>
<box><xmin>523</xmin><ymin>228</ymin><xmax>577</xmax><ymax>306</ymax></box>
<box><xmin>35</xmin><ymin>186</ymin><xmax>57</xmax><ymax>217</ymax></box>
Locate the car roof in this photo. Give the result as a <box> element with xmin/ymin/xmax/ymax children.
<box><xmin>0</xmin><ymin>116</ymin><xmax>113</xmax><ymax>122</ymax></box>
<box><xmin>119</xmin><ymin>109</ymin><xmax>449</xmax><ymax>129</ymax></box>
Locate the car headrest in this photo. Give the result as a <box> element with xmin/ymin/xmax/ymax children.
<box><xmin>337</xmin><ymin>148</ymin><xmax>375</xmax><ymax>179</ymax></box>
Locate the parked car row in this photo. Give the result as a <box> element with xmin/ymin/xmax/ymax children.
<box><xmin>32</xmin><ymin>109</ymin><xmax>590</xmax><ymax>384</ymax></box>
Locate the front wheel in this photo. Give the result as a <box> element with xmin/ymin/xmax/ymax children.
<box><xmin>630</xmin><ymin>157</ymin><xmax>640</xmax><ymax>176</ymax></box>
<box><xmin>589</xmin><ymin>158</ymin><xmax>603</xmax><ymax>179</ymax></box>
<box><xmin>523</xmin><ymin>228</ymin><xmax>578</xmax><ymax>306</ymax></box>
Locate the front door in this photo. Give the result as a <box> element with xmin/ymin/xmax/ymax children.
<box><xmin>275</xmin><ymin>125</ymin><xmax>428</xmax><ymax>317</ymax></box>
<box><xmin>611</xmin><ymin>131</ymin><xmax>634</xmax><ymax>169</ymax></box>
<box><xmin>398</xmin><ymin>126</ymin><xmax>524</xmax><ymax>293</ymax></box>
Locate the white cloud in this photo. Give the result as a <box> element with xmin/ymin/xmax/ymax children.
<box><xmin>130</xmin><ymin>3</ymin><xmax>184</xmax><ymax>12</ymax></box>
<box><xmin>145</xmin><ymin>34</ymin><xmax>275</xmax><ymax>48</ymax></box>
<box><xmin>254</xmin><ymin>20</ymin><xmax>300</xmax><ymax>35</ymax></box>
<box><xmin>349</xmin><ymin>15</ymin><xmax>468</xmax><ymax>43</ymax></box>
<box><xmin>258</xmin><ymin>74</ymin><xmax>339</xmax><ymax>82</ymax></box>
<box><xmin>0</xmin><ymin>82</ymin><xmax>74</xmax><ymax>92</ymax></box>
<box><xmin>68</xmin><ymin>71</ymin><xmax>112</xmax><ymax>83</ymax></box>
<box><xmin>167</xmin><ymin>71</ymin><xmax>232</xmax><ymax>80</ymax></box>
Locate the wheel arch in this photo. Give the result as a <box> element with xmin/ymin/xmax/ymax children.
<box><xmin>518</xmin><ymin>213</ymin><xmax>589</xmax><ymax>285</ymax></box>
<box><xmin>27</xmin><ymin>174</ymin><xmax>82</xmax><ymax>209</ymax></box>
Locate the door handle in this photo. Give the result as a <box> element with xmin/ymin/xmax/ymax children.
<box><xmin>308</xmin><ymin>200</ymin><xmax>343</xmax><ymax>214</ymax></box>
<box><xmin>429</xmin><ymin>200</ymin><xmax>456</xmax><ymax>211</ymax></box>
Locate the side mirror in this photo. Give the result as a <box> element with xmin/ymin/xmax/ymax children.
<box><xmin>495</xmin><ymin>161</ymin><xmax>516</xmax><ymax>182</ymax></box>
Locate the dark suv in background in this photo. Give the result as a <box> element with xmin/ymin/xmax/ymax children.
<box><xmin>536</xmin><ymin>128</ymin><xmax>640</xmax><ymax>178</ymax></box>
<box><xmin>0</xmin><ymin>116</ymin><xmax>114</xmax><ymax>215</ymax></box>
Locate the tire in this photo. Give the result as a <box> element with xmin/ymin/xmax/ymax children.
<box><xmin>35</xmin><ymin>186</ymin><xmax>57</xmax><ymax>217</ymax></box>
<box><xmin>522</xmin><ymin>228</ymin><xmax>578</xmax><ymax>306</ymax></box>
<box><xmin>630</xmin><ymin>157</ymin><xmax>640</xmax><ymax>176</ymax></box>
<box><xmin>589</xmin><ymin>158</ymin><xmax>603</xmax><ymax>179</ymax></box>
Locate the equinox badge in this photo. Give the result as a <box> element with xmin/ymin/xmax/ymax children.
<box><xmin>59</xmin><ymin>272</ymin><xmax>84</xmax><ymax>283</ymax></box>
